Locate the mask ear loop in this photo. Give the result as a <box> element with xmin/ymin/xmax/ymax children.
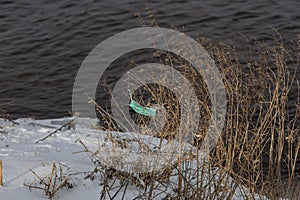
<box><xmin>124</xmin><ymin>71</ymin><xmax>133</xmax><ymax>110</ymax></box>
<box><xmin>128</xmin><ymin>89</ymin><xmax>133</xmax><ymax>102</ymax></box>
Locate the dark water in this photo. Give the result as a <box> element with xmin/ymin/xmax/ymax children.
<box><xmin>0</xmin><ymin>0</ymin><xmax>299</xmax><ymax>119</ymax></box>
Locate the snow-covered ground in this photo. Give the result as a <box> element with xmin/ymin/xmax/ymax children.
<box><xmin>0</xmin><ymin>117</ymin><xmax>265</xmax><ymax>200</ymax></box>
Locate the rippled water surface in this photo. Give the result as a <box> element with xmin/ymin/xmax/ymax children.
<box><xmin>0</xmin><ymin>0</ymin><xmax>299</xmax><ymax>118</ymax></box>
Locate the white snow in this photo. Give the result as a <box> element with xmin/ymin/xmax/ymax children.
<box><xmin>0</xmin><ymin>117</ymin><xmax>265</xmax><ymax>200</ymax></box>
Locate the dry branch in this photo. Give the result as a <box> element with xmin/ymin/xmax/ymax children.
<box><xmin>0</xmin><ymin>160</ymin><xmax>3</xmax><ymax>186</ymax></box>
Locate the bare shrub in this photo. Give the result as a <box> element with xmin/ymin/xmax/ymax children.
<box><xmin>92</xmin><ymin>30</ymin><xmax>299</xmax><ymax>199</ymax></box>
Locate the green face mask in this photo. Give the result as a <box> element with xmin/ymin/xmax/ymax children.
<box><xmin>129</xmin><ymin>99</ymin><xmax>157</xmax><ymax>117</ymax></box>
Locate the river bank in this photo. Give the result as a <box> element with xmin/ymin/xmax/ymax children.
<box><xmin>0</xmin><ymin>117</ymin><xmax>267</xmax><ymax>199</ymax></box>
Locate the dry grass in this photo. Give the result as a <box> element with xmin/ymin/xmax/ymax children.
<box><xmin>93</xmin><ymin>27</ymin><xmax>300</xmax><ymax>199</ymax></box>
<box><xmin>24</xmin><ymin>162</ymin><xmax>73</xmax><ymax>199</ymax></box>
<box><xmin>209</xmin><ymin>36</ymin><xmax>300</xmax><ymax>199</ymax></box>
